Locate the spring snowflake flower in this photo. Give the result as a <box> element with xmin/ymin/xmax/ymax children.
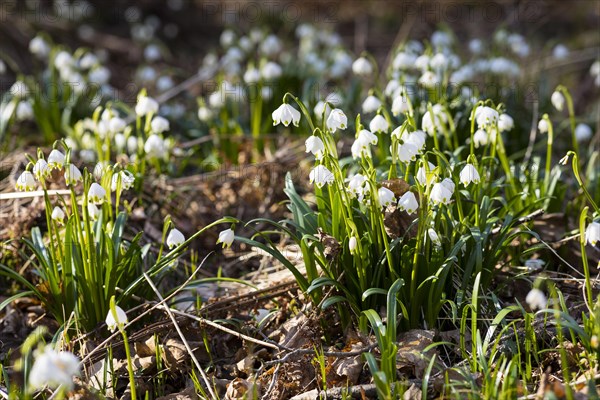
<box><xmin>405</xmin><ymin>130</ymin><xmax>427</xmax><ymax>153</ymax></box>
<box><xmin>10</xmin><ymin>81</ymin><xmax>29</xmax><ymax>98</ymax></box>
<box><xmin>427</xmin><ymin>228</ymin><xmax>441</xmax><ymax>247</ymax></box>
<box><xmin>459</xmin><ymin>164</ymin><xmax>480</xmax><ymax>186</ymax></box>
<box><xmin>261</xmin><ymin>61</ymin><xmax>283</xmax><ymax>81</ymax></box>
<box><xmin>105</xmin><ymin>305</ymin><xmax>128</xmax><ymax>332</ymax></box>
<box><xmin>352</xmin><ymin>57</ymin><xmax>373</xmax><ymax>76</ymax></box>
<box><xmin>111</xmin><ymin>170</ymin><xmax>135</xmax><ymax>191</ymax></box>
<box><xmin>586</xmin><ymin>221</ymin><xmax>600</xmax><ymax>246</ymax></box>
<box><xmin>243</xmin><ymin>67</ymin><xmax>261</xmax><ymax>84</ymax></box>
<box><xmin>369</xmin><ymin>114</ymin><xmax>389</xmax><ymax>134</ymax></box>
<box><xmin>33</xmin><ymin>159</ymin><xmax>49</xmax><ymax>180</ymax></box>
<box><xmin>51</xmin><ymin>206</ymin><xmax>66</xmax><ymax>225</ymax></box>
<box><xmin>313</xmin><ymin>101</ymin><xmax>330</xmax><ymax>121</ymax></box>
<box><xmin>272</xmin><ymin>104</ymin><xmax>301</xmax><ymax>127</ymax></box>
<box><xmin>430</xmin><ymin>181</ymin><xmax>453</xmax><ymax>205</ymax></box>
<box><xmin>326</xmin><ymin>109</ymin><xmax>348</xmax><ymax>132</ymax></box>
<box><xmin>396</xmin><ymin>141</ymin><xmax>418</xmax><ymax>164</ymax></box>
<box><xmin>421</xmin><ymin>106</ymin><xmax>447</xmax><ymax>136</ymax></box>
<box><xmin>64</xmin><ymin>164</ymin><xmax>82</xmax><ymax>186</ymax></box>
<box><xmin>473</xmin><ymin>129</ymin><xmax>490</xmax><ymax>148</ymax></box>
<box><xmin>525</xmin><ymin>288</ymin><xmax>547</xmax><ymax>310</ymax></box>
<box><xmin>309</xmin><ymin>165</ymin><xmax>334</xmax><ymax>188</ymax></box>
<box><xmin>498</xmin><ymin>114</ymin><xmax>514</xmax><ymax>132</ymax></box>
<box><xmin>348</xmin><ymin>236</ymin><xmax>358</xmax><ymax>254</ymax></box>
<box><xmin>418</xmin><ymin>71</ymin><xmax>438</xmax><ymax>88</ymax></box>
<box><xmin>575</xmin><ymin>123</ymin><xmax>593</xmax><ymax>142</ymax></box>
<box><xmin>135</xmin><ymin>96</ymin><xmax>159</xmax><ymax>117</ymax></box>
<box><xmin>378</xmin><ymin>187</ymin><xmax>395</xmax><ymax>207</ymax></box>
<box><xmin>415</xmin><ymin>54</ymin><xmax>430</xmax><ymax>71</ymax></box>
<box><xmin>475</xmin><ymin>106</ymin><xmax>499</xmax><ymax>129</ymax></box>
<box><xmin>16</xmin><ymin>101</ymin><xmax>33</xmax><ymax>121</ymax></box>
<box><xmin>29</xmin><ymin>347</ymin><xmax>80</xmax><ymax>390</ymax></box>
<box><xmin>88</xmin><ymin>203</ymin><xmax>100</xmax><ymax>220</ymax></box>
<box><xmin>217</xmin><ymin>228</ymin><xmax>235</xmax><ymax>248</ymax></box>
<box><xmin>144</xmin><ymin>134</ymin><xmax>167</xmax><ymax>158</ymax></box>
<box><xmin>108</xmin><ymin>117</ymin><xmax>126</xmax><ymax>133</ymax></box>
<box><xmin>47</xmin><ymin>149</ymin><xmax>66</xmax><ymax>170</ymax></box>
<box><xmin>362</xmin><ymin>95</ymin><xmax>382</xmax><ymax>114</ymax></box>
<box><xmin>351</xmin><ymin>130</ymin><xmax>378</xmax><ymax>159</ymax></box>
<box><xmin>416</xmin><ymin>161</ymin><xmax>436</xmax><ymax>186</ymax></box>
<box><xmin>166</xmin><ymin>228</ymin><xmax>185</xmax><ymax>249</ymax></box>
<box><xmin>397</xmin><ymin>192</ymin><xmax>418</xmax><ymax>215</ymax></box>
<box><xmin>392</xmin><ymin>95</ymin><xmax>410</xmax><ymax>116</ymax></box>
<box><xmin>347</xmin><ymin>174</ymin><xmax>368</xmax><ymax>202</ymax></box>
<box><xmin>538</xmin><ymin>118</ymin><xmax>549</xmax><ymax>133</ymax></box>
<box><xmin>393</xmin><ymin>52</ymin><xmax>417</xmax><ymax>70</ymax></box>
<box><xmin>198</xmin><ymin>106</ymin><xmax>213</xmax><ymax>122</ymax></box>
<box><xmin>551</xmin><ymin>90</ymin><xmax>565</xmax><ymax>112</ymax></box>
<box><xmin>305</xmin><ymin>136</ymin><xmax>325</xmax><ymax>160</ymax></box>
<box><xmin>16</xmin><ymin>171</ymin><xmax>35</xmax><ymax>191</ymax></box>
<box><xmin>29</xmin><ymin>36</ymin><xmax>50</xmax><ymax>58</ymax></box>
<box><xmin>88</xmin><ymin>183</ymin><xmax>106</xmax><ymax>204</ymax></box>
<box><xmin>151</xmin><ymin>116</ymin><xmax>170</xmax><ymax>133</ymax></box>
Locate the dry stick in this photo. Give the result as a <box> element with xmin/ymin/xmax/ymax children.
<box><xmin>142</xmin><ymin>272</ymin><xmax>218</xmax><ymax>400</ymax></box>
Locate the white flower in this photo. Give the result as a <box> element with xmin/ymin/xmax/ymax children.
<box><xmin>54</xmin><ymin>51</ymin><xmax>73</xmax><ymax>69</ymax></box>
<box><xmin>430</xmin><ymin>53</ymin><xmax>448</xmax><ymax>70</ymax></box>
<box><xmin>393</xmin><ymin>52</ymin><xmax>417</xmax><ymax>70</ymax></box>
<box><xmin>220</xmin><ymin>29</ymin><xmax>236</xmax><ymax>47</ymax></box>
<box><xmin>144</xmin><ymin>44</ymin><xmax>161</xmax><ymax>62</ymax></box>
<box><xmin>87</xmin><ymin>203</ymin><xmax>100</xmax><ymax>220</ymax></box>
<box><xmin>525</xmin><ymin>288</ymin><xmax>547</xmax><ymax>310</ymax></box>
<box><xmin>349</xmin><ymin>236</ymin><xmax>358</xmax><ymax>254</ymax></box>
<box><xmin>10</xmin><ymin>81</ymin><xmax>29</xmax><ymax>98</ymax></box>
<box><xmin>415</xmin><ymin>55</ymin><xmax>430</xmax><ymax>71</ymax></box>
<box><xmin>525</xmin><ymin>259</ymin><xmax>545</xmax><ymax>270</ymax></box>
<box><xmin>29</xmin><ymin>347</ymin><xmax>80</xmax><ymax>390</ymax></box>
<box><xmin>29</xmin><ymin>36</ymin><xmax>50</xmax><ymax>58</ymax></box>
<box><xmin>105</xmin><ymin>305</ymin><xmax>128</xmax><ymax>332</ymax></box>
<box><xmin>352</xmin><ymin>57</ymin><xmax>373</xmax><ymax>76</ymax></box>
<box><xmin>88</xmin><ymin>183</ymin><xmax>106</xmax><ymax>204</ymax></box>
<box><xmin>575</xmin><ymin>123</ymin><xmax>593</xmax><ymax>142</ymax></box>
<box><xmin>16</xmin><ymin>171</ymin><xmax>35</xmax><ymax>191</ymax></box>
<box><xmin>427</xmin><ymin>228</ymin><xmax>441</xmax><ymax>247</ymax></box>
<box><xmin>369</xmin><ymin>114</ymin><xmax>389</xmax><ymax>133</ymax></box>
<box><xmin>586</xmin><ymin>221</ymin><xmax>600</xmax><ymax>246</ymax></box>
<box><xmin>51</xmin><ymin>206</ymin><xmax>66</xmax><ymax>225</ymax></box>
<box><xmin>405</xmin><ymin>130</ymin><xmax>427</xmax><ymax>153</ymax></box>
<box><xmin>347</xmin><ymin>174</ymin><xmax>368</xmax><ymax>202</ymax></box>
<box><xmin>396</xmin><ymin>142</ymin><xmax>418</xmax><ymax>163</ymax></box>
<box><xmin>459</xmin><ymin>164</ymin><xmax>480</xmax><ymax>186</ymax></box>
<box><xmin>538</xmin><ymin>118</ymin><xmax>549</xmax><ymax>133</ymax></box>
<box><xmin>108</xmin><ymin>117</ymin><xmax>126</xmax><ymax>133</ymax></box>
<box><xmin>198</xmin><ymin>106</ymin><xmax>213</xmax><ymax>122</ymax></box>
<box><xmin>362</xmin><ymin>95</ymin><xmax>382</xmax><ymax>114</ymax></box>
<box><xmin>473</xmin><ymin>129</ymin><xmax>490</xmax><ymax>147</ymax></box>
<box><xmin>392</xmin><ymin>95</ymin><xmax>410</xmax><ymax>116</ymax></box>
<box><xmin>309</xmin><ymin>165</ymin><xmax>334</xmax><ymax>188</ymax></box>
<box><xmin>498</xmin><ymin>114</ymin><xmax>514</xmax><ymax>132</ymax></box>
<box><xmin>416</xmin><ymin>161</ymin><xmax>436</xmax><ymax>186</ymax></box>
<box><xmin>260</xmin><ymin>35</ymin><xmax>281</xmax><ymax>56</ymax></box>
<box><xmin>217</xmin><ymin>228</ymin><xmax>235</xmax><ymax>248</ymax></box>
<box><xmin>135</xmin><ymin>96</ymin><xmax>159</xmax><ymax>117</ymax></box>
<box><xmin>551</xmin><ymin>90</ymin><xmax>565</xmax><ymax>112</ymax></box>
<box><xmin>351</xmin><ymin>129</ymin><xmax>378</xmax><ymax>159</ymax></box>
<box><xmin>33</xmin><ymin>159</ymin><xmax>49</xmax><ymax>180</ymax></box>
<box><xmin>89</xmin><ymin>66</ymin><xmax>110</xmax><ymax>85</ymax></box>
<box><xmin>378</xmin><ymin>187</ymin><xmax>395</xmax><ymax>207</ymax></box>
<box><xmin>261</xmin><ymin>62</ymin><xmax>283</xmax><ymax>81</ymax></box>
<box><xmin>111</xmin><ymin>170</ymin><xmax>135</xmax><ymax>191</ymax></box>
<box><xmin>418</xmin><ymin>71</ymin><xmax>438</xmax><ymax>88</ymax></box>
<box><xmin>421</xmin><ymin>108</ymin><xmax>447</xmax><ymax>136</ymax></box>
<box><xmin>243</xmin><ymin>67</ymin><xmax>261</xmax><ymax>84</ymax></box>
<box><xmin>16</xmin><ymin>101</ymin><xmax>34</xmax><ymax>121</ymax></box>
<box><xmin>79</xmin><ymin>52</ymin><xmax>98</xmax><ymax>69</ymax></box>
<box><xmin>64</xmin><ymin>164</ymin><xmax>82</xmax><ymax>186</ymax></box>
<box><xmin>475</xmin><ymin>106</ymin><xmax>499</xmax><ymax>129</ymax></box>
<box><xmin>144</xmin><ymin>134</ymin><xmax>167</xmax><ymax>158</ymax></box>
<box><xmin>305</xmin><ymin>136</ymin><xmax>325</xmax><ymax>160</ymax></box>
<box><xmin>441</xmin><ymin>178</ymin><xmax>455</xmax><ymax>193</ymax></box>
<box><xmin>313</xmin><ymin>101</ymin><xmax>330</xmax><ymax>121</ymax></box>
<box><xmin>151</xmin><ymin>116</ymin><xmax>170</xmax><ymax>133</ymax></box>
<box><xmin>326</xmin><ymin>109</ymin><xmax>348</xmax><ymax>132</ymax></box>
<box><xmin>261</xmin><ymin>86</ymin><xmax>273</xmax><ymax>100</ymax></box>
<box><xmin>272</xmin><ymin>104</ymin><xmax>301</xmax><ymax>127</ymax></box>
<box><xmin>430</xmin><ymin>181</ymin><xmax>453</xmax><ymax>205</ymax></box>
<box><xmin>469</xmin><ymin>38</ymin><xmax>483</xmax><ymax>54</ymax></box>
<box><xmin>47</xmin><ymin>149</ymin><xmax>66</xmax><ymax>170</ymax></box>
<box><xmin>166</xmin><ymin>228</ymin><xmax>185</xmax><ymax>249</ymax></box>
<box><xmin>397</xmin><ymin>192</ymin><xmax>418</xmax><ymax>214</ymax></box>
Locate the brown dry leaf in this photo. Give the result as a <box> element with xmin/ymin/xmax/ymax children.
<box><xmin>155</xmin><ymin>387</ymin><xmax>198</xmax><ymax>400</ymax></box>
<box><xmin>384</xmin><ymin>205</ymin><xmax>418</xmax><ymax>240</ymax></box>
<box><xmin>161</xmin><ymin>338</ymin><xmax>189</xmax><ymax>371</ymax></box>
<box><xmin>225</xmin><ymin>378</ymin><xmax>259</xmax><ymax>399</ymax></box>
<box><xmin>317</xmin><ymin>228</ymin><xmax>341</xmax><ymax>260</ymax></box>
<box><xmin>380</xmin><ymin>179</ymin><xmax>411</xmax><ymax>198</ymax></box>
<box><xmin>402</xmin><ymin>383</ymin><xmax>422</xmax><ymax>400</ymax></box>
<box><xmin>133</xmin><ymin>355</ymin><xmax>156</xmax><ymax>372</ymax></box>
<box><xmin>135</xmin><ymin>336</ymin><xmax>156</xmax><ymax>357</ymax></box>
<box><xmin>396</xmin><ymin>329</ymin><xmax>437</xmax><ymax>379</ymax></box>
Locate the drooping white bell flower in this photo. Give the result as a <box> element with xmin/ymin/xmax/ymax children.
<box><xmin>475</xmin><ymin>106</ymin><xmax>499</xmax><ymax>129</ymax></box>
<box><xmin>10</xmin><ymin>81</ymin><xmax>29</xmax><ymax>98</ymax></box>
<box><xmin>430</xmin><ymin>181</ymin><xmax>453</xmax><ymax>205</ymax></box>
<box><xmin>551</xmin><ymin>90</ymin><xmax>565</xmax><ymax>112</ymax></box>
<box><xmin>586</xmin><ymin>221</ymin><xmax>600</xmax><ymax>246</ymax></box>
<box><xmin>16</xmin><ymin>101</ymin><xmax>33</xmax><ymax>121</ymax></box>
<box><xmin>416</xmin><ymin>161</ymin><xmax>436</xmax><ymax>186</ymax></box>
<box><xmin>87</xmin><ymin>203</ymin><xmax>100</xmax><ymax>220</ymax></box>
<box><xmin>538</xmin><ymin>118</ymin><xmax>549</xmax><ymax>133</ymax></box>
<box><xmin>88</xmin><ymin>182</ymin><xmax>106</xmax><ymax>204</ymax></box>
<box><xmin>305</xmin><ymin>136</ymin><xmax>325</xmax><ymax>160</ymax></box>
<box><xmin>459</xmin><ymin>164</ymin><xmax>480</xmax><ymax>186</ymax></box>
<box><xmin>392</xmin><ymin>95</ymin><xmax>410</xmax><ymax>116</ymax></box>
<box><xmin>473</xmin><ymin>129</ymin><xmax>489</xmax><ymax>148</ymax></box>
<box><xmin>427</xmin><ymin>228</ymin><xmax>441</xmax><ymax>247</ymax></box>
<box><xmin>166</xmin><ymin>228</ymin><xmax>185</xmax><ymax>249</ymax></box>
<box><xmin>396</xmin><ymin>141</ymin><xmax>419</xmax><ymax>164</ymax></box>
<box><xmin>418</xmin><ymin>71</ymin><xmax>438</xmax><ymax>88</ymax></box>
<box><xmin>150</xmin><ymin>116</ymin><xmax>170</xmax><ymax>133</ymax></box>
<box><xmin>348</xmin><ymin>236</ymin><xmax>358</xmax><ymax>254</ymax></box>
<box><xmin>352</xmin><ymin>57</ymin><xmax>373</xmax><ymax>76</ymax></box>
<box><xmin>29</xmin><ymin>36</ymin><xmax>50</xmax><ymax>58</ymax></box>
<box><xmin>397</xmin><ymin>192</ymin><xmax>418</xmax><ymax>215</ymax></box>
<box><xmin>441</xmin><ymin>178</ymin><xmax>455</xmax><ymax>194</ymax></box>
<box><xmin>105</xmin><ymin>305</ymin><xmax>128</xmax><ymax>332</ymax></box>
<box><xmin>525</xmin><ymin>288</ymin><xmax>547</xmax><ymax>310</ymax></box>
<box><xmin>144</xmin><ymin>134</ymin><xmax>167</xmax><ymax>158</ymax></box>
<box><xmin>29</xmin><ymin>347</ymin><xmax>80</xmax><ymax>390</ymax></box>
<box><xmin>575</xmin><ymin>123</ymin><xmax>593</xmax><ymax>142</ymax></box>
<box><xmin>243</xmin><ymin>67</ymin><xmax>261</xmax><ymax>84</ymax></box>
<box><xmin>135</xmin><ymin>96</ymin><xmax>159</xmax><ymax>117</ymax></box>
<box><xmin>361</xmin><ymin>95</ymin><xmax>382</xmax><ymax>114</ymax></box>
<box><xmin>198</xmin><ymin>106</ymin><xmax>213</xmax><ymax>122</ymax></box>
<box><xmin>47</xmin><ymin>149</ymin><xmax>66</xmax><ymax>170</ymax></box>
<box><xmin>217</xmin><ymin>228</ymin><xmax>235</xmax><ymax>248</ymax></box>
<box><xmin>33</xmin><ymin>159</ymin><xmax>49</xmax><ymax>180</ymax></box>
<box><xmin>326</xmin><ymin>109</ymin><xmax>348</xmax><ymax>132</ymax></box>
<box><xmin>313</xmin><ymin>101</ymin><xmax>330</xmax><ymax>121</ymax></box>
<box><xmin>272</xmin><ymin>104</ymin><xmax>301</xmax><ymax>127</ymax></box>
<box><xmin>108</xmin><ymin>117</ymin><xmax>126</xmax><ymax>133</ymax></box>
<box><xmin>405</xmin><ymin>130</ymin><xmax>427</xmax><ymax>153</ymax></box>
<box><xmin>64</xmin><ymin>164</ymin><xmax>83</xmax><ymax>186</ymax></box>
<box><xmin>369</xmin><ymin>114</ymin><xmax>389</xmax><ymax>134</ymax></box>
<box><xmin>347</xmin><ymin>174</ymin><xmax>368</xmax><ymax>203</ymax></box>
<box><xmin>261</xmin><ymin>61</ymin><xmax>283</xmax><ymax>81</ymax></box>
<box><xmin>51</xmin><ymin>206</ymin><xmax>66</xmax><ymax>225</ymax></box>
<box><xmin>111</xmin><ymin>170</ymin><xmax>135</xmax><ymax>191</ymax></box>
<box><xmin>498</xmin><ymin>113</ymin><xmax>514</xmax><ymax>132</ymax></box>
<box><xmin>16</xmin><ymin>171</ymin><xmax>36</xmax><ymax>191</ymax></box>
<box><xmin>309</xmin><ymin>165</ymin><xmax>334</xmax><ymax>188</ymax></box>
<box><xmin>377</xmin><ymin>187</ymin><xmax>395</xmax><ymax>207</ymax></box>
